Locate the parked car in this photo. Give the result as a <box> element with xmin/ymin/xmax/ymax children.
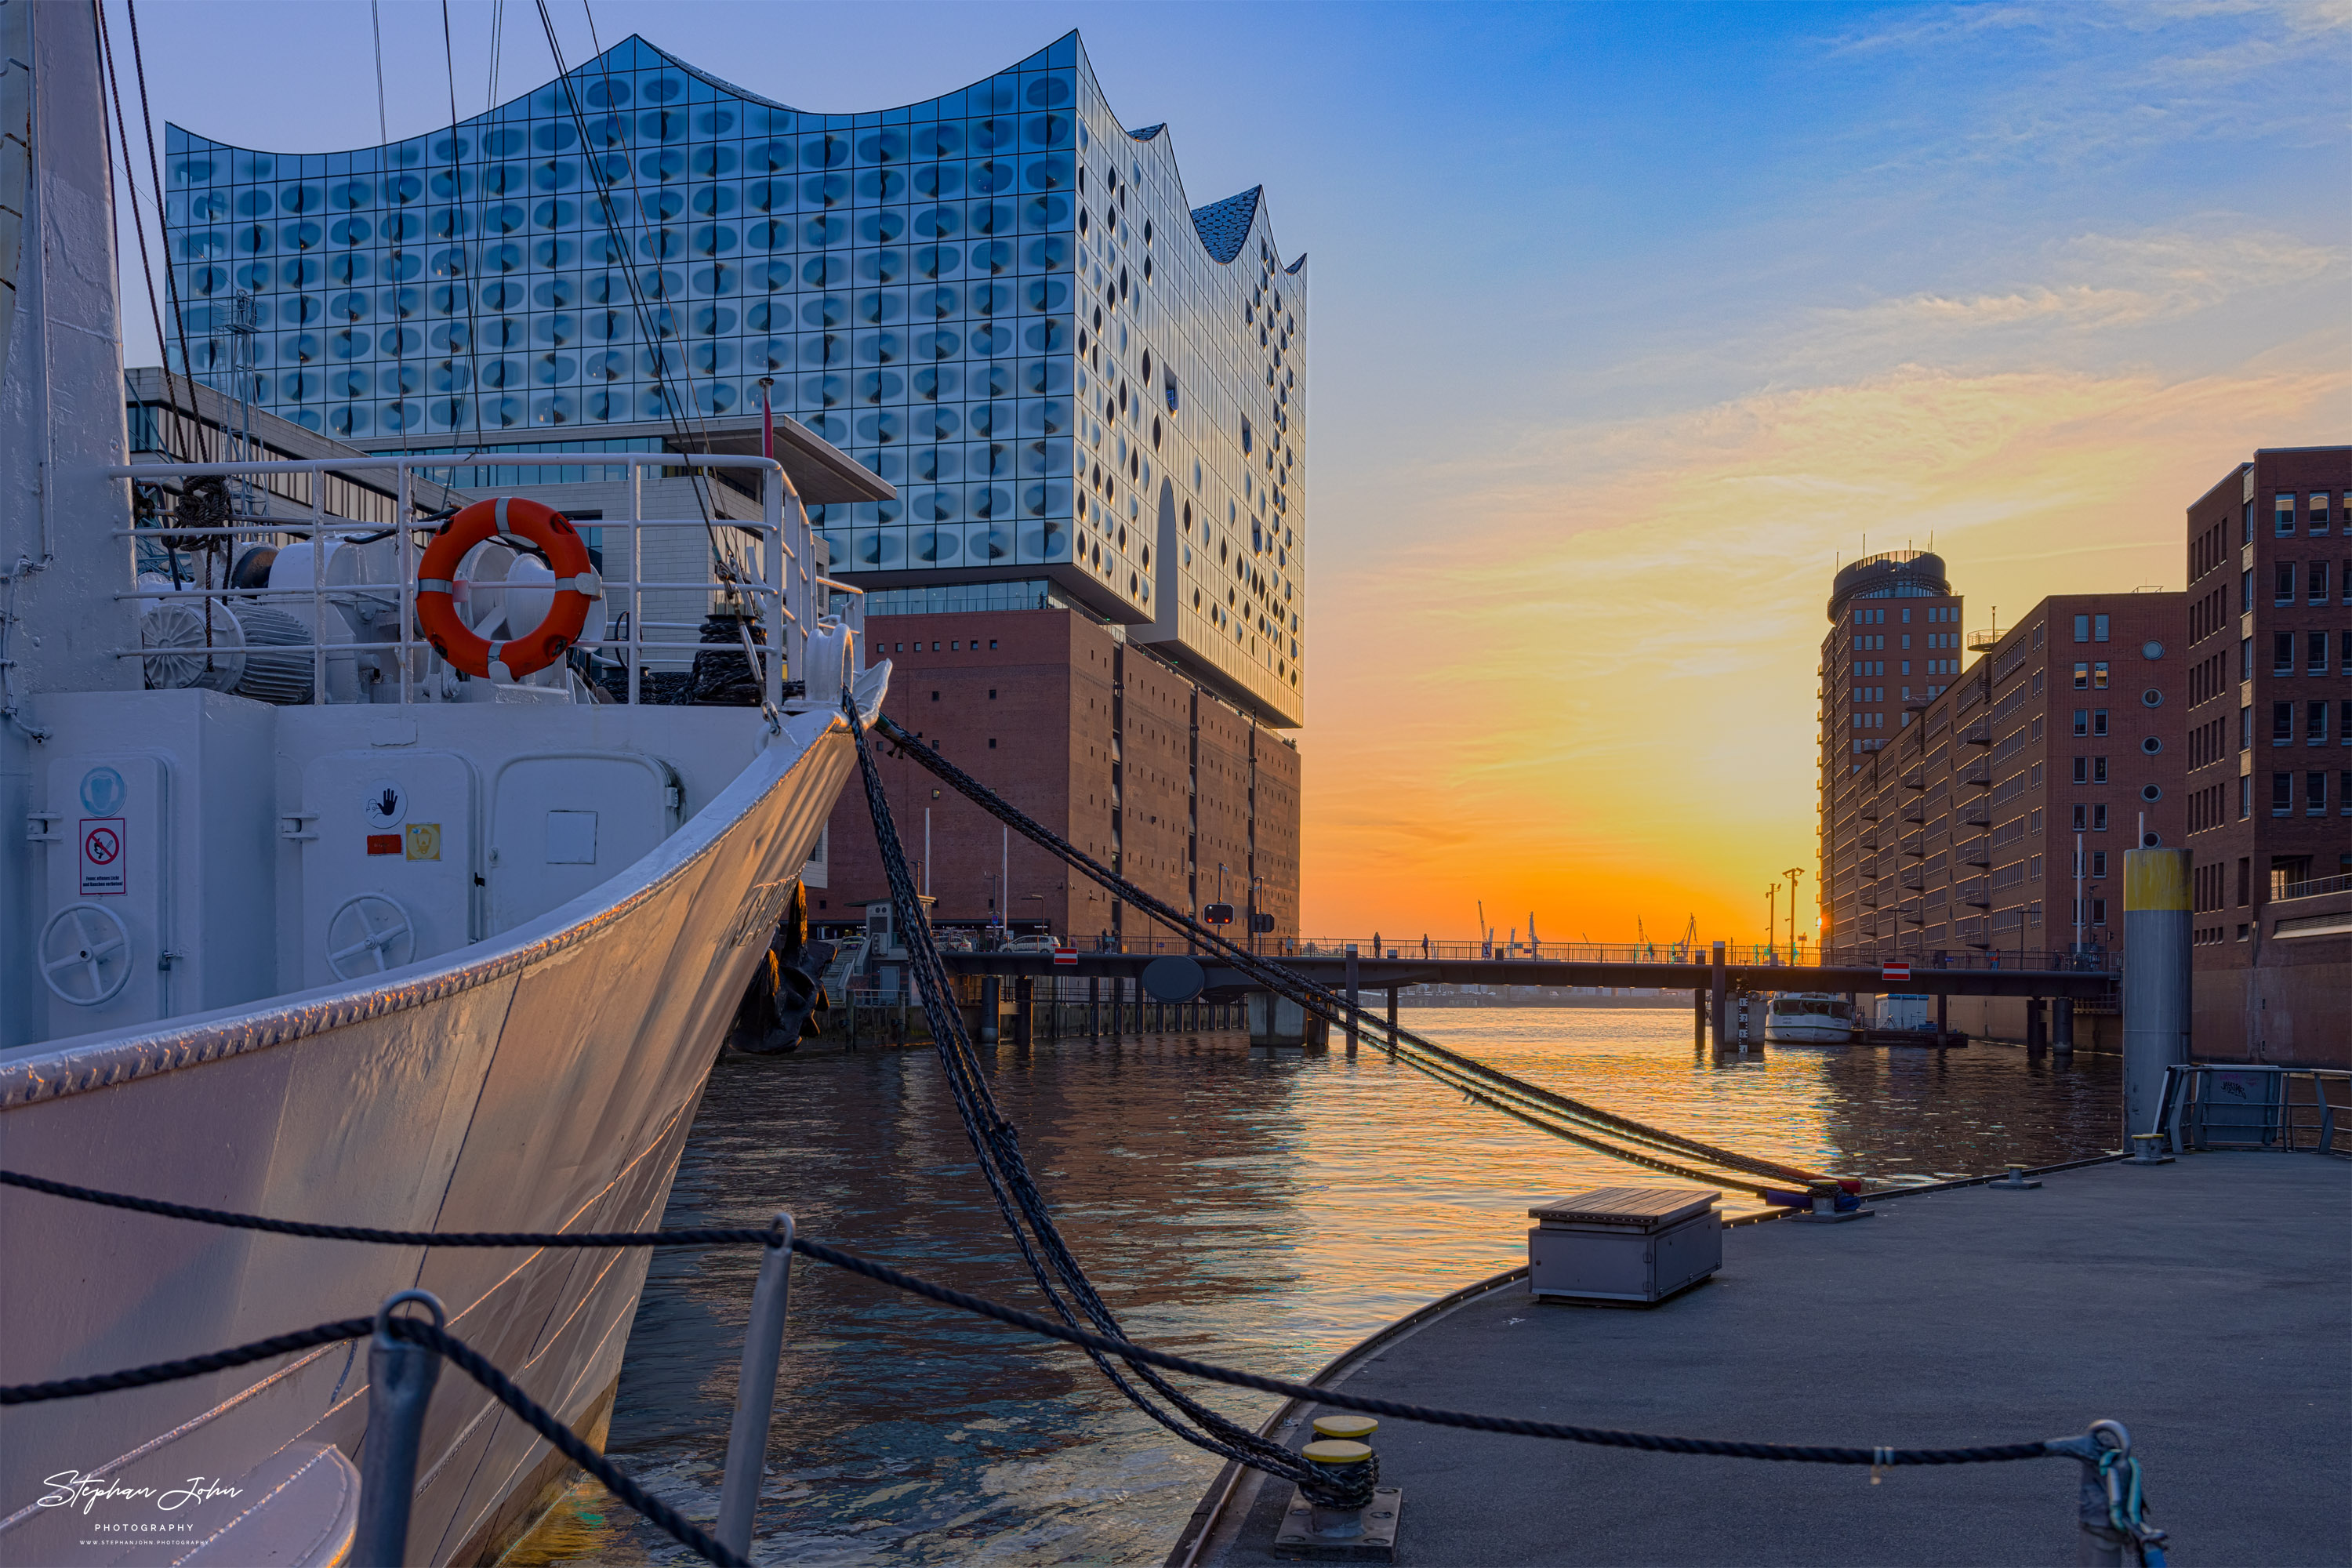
<box><xmin>1001</xmin><ymin>933</ymin><xmax>1064</xmax><ymax>953</ymax></box>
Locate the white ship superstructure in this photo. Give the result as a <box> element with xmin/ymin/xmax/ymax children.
<box><xmin>0</xmin><ymin>9</ymin><xmax>889</xmax><ymax>1563</ymax></box>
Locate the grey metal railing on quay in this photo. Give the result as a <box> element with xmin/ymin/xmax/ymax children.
<box><xmin>107</xmin><ymin>452</ymin><xmax>829</xmax><ymax>711</ymax></box>
<box><xmin>2276</xmin><ymin>873</ymin><xmax>2352</xmax><ymax>900</ymax></box>
<box><xmin>2155</xmin><ymin>1063</ymin><xmax>2351</xmax><ymax>1156</ymax></box>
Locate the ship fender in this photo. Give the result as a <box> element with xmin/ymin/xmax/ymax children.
<box><xmin>728</xmin><ymin>884</ymin><xmax>835</xmax><ymax>1053</ymax></box>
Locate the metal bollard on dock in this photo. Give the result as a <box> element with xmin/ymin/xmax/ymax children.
<box><xmin>2048</xmin><ymin>1420</ymin><xmax>2167</xmax><ymax>1567</ymax></box>
<box><xmin>354</xmin><ymin>1290</ymin><xmax>447</xmax><ymax>1568</ymax></box>
<box><xmin>1988</xmin><ymin>1164</ymin><xmax>2042</xmax><ymax>1190</ymax></box>
<box><xmin>1274</xmin><ymin>1417</ymin><xmax>1401</xmax><ymax>1560</ymax></box>
<box><xmin>716</xmin><ymin>1212</ymin><xmax>797</xmax><ymax>1559</ymax></box>
<box><xmin>2129</xmin><ymin>1132</ymin><xmax>2175</xmax><ymax>1166</ymax></box>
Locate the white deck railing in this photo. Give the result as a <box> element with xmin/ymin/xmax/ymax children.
<box><xmin>103</xmin><ymin>452</ymin><xmax>859</xmax><ymax>712</ymax></box>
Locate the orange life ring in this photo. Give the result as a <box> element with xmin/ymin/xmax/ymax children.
<box><xmin>415</xmin><ymin>497</ymin><xmax>601</xmax><ymax>680</ymax></box>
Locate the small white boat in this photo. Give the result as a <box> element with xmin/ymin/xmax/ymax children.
<box><xmin>1763</xmin><ymin>993</ymin><xmax>1857</xmax><ymax>1045</ymax></box>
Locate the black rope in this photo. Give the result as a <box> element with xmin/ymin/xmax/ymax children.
<box><xmin>0</xmin><ymin>1317</ymin><xmax>743</xmax><ymax>1567</ymax></box>
<box><xmin>0</xmin><ymin>1168</ymin><xmax>785</xmax><ymax>1250</ymax></box>
<box><xmin>842</xmin><ymin>699</ymin><xmax>1327</xmax><ymax>1494</ymax></box>
<box><xmin>0</xmin><ymin>1240</ymin><xmax>2061</xmax><ymax>1472</ymax></box>
<box><xmin>867</xmin><ymin>713</ymin><xmax>1825</xmax><ymax>1189</ymax></box>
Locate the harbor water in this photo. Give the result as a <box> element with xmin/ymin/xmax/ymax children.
<box><xmin>510</xmin><ymin>1008</ymin><xmax>2123</xmax><ymax>1565</ymax></box>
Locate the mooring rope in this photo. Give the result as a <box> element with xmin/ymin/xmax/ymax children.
<box><xmin>867</xmin><ymin>712</ymin><xmax>1826</xmax><ymax>1189</ymax></box>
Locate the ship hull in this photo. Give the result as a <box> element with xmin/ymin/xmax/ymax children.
<box><xmin>0</xmin><ymin>695</ymin><xmax>866</xmax><ymax>1566</ymax></box>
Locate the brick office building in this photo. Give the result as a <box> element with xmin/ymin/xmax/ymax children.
<box><xmin>816</xmin><ymin>601</ymin><xmax>1301</xmax><ymax>944</ymax></box>
<box><xmin>1820</xmin><ymin>558</ymin><xmax>2185</xmax><ymax>1040</ymax></box>
<box><xmin>2183</xmin><ymin>448</ymin><xmax>2352</xmax><ymax>1066</ymax></box>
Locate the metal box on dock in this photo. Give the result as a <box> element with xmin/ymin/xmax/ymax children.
<box><xmin>1527</xmin><ymin>1186</ymin><xmax>1721</xmax><ymax>1305</ymax></box>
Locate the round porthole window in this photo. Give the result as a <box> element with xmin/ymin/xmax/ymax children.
<box><xmin>2141</xmin><ymin>688</ymin><xmax>2163</xmax><ymax>707</ymax></box>
<box><xmin>2143</xmin><ymin>641</ymin><xmax>2165</xmax><ymax>659</ymax></box>
<box><xmin>2141</xmin><ymin>736</ymin><xmax>2163</xmax><ymax>754</ymax></box>
<box><xmin>2141</xmin><ymin>783</ymin><xmax>2163</xmax><ymax>802</ymax></box>
<box><xmin>2142</xmin><ymin>832</ymin><xmax>2162</xmax><ymax>848</ymax></box>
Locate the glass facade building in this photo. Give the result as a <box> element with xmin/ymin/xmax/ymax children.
<box><xmin>163</xmin><ymin>31</ymin><xmax>1308</xmax><ymax>724</ymax></box>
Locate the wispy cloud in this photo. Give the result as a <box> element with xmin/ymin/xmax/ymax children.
<box><xmin>1301</xmin><ymin>356</ymin><xmax>2350</xmax><ymax>935</ymax></box>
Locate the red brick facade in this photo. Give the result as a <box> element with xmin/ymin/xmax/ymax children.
<box><xmin>2184</xmin><ymin>448</ymin><xmax>2352</xmax><ymax>1065</ymax></box>
<box><xmin>818</xmin><ymin>607</ymin><xmax>1301</xmax><ymax>945</ymax></box>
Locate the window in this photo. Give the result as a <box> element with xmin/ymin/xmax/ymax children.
<box><xmin>2092</xmin><ymin>662</ymin><xmax>2109</xmax><ymax>689</ymax></box>
<box><xmin>2312</xmin><ymin>493</ymin><xmax>2332</xmax><ymax>534</ymax></box>
<box><xmin>2308</xmin><ymin>771</ymin><xmax>2328</xmax><ymax>815</ymax></box>
<box><xmin>2029</xmin><ymin>855</ymin><xmax>2043</xmax><ymax>880</ymax></box>
<box><xmin>2093</xmin><ymin>757</ymin><xmax>2107</xmax><ymax>784</ymax></box>
<box><xmin>2072</xmin><ymin>757</ymin><xmax>2088</xmax><ymax>784</ymax></box>
<box><xmin>2274</xmin><ymin>632</ymin><xmax>2295</xmax><ymax>675</ymax></box>
<box><xmin>2311</xmin><ymin>631</ymin><xmax>2330</xmax><ymax>674</ymax></box>
<box><xmin>2094</xmin><ymin>614</ymin><xmax>2110</xmax><ymax>642</ymax></box>
<box><xmin>2091</xmin><ymin>851</ymin><xmax>2107</xmax><ymax>877</ymax></box>
<box><xmin>988</xmin><ymin>688</ymin><xmax>996</xmax><ymax>699</ymax></box>
<box><xmin>2239</xmin><ymin>776</ymin><xmax>2251</xmax><ymax>820</ymax></box>
<box><xmin>2274</xmin><ymin>702</ymin><xmax>2293</xmax><ymax>742</ymax></box>
<box><xmin>2312</xmin><ymin>702</ymin><xmax>2331</xmax><ymax>744</ymax></box>
<box><xmin>2071</xmin><ymin>804</ymin><xmax>2087</xmax><ymax>830</ymax></box>
<box><xmin>2074</xmin><ymin>614</ymin><xmax>2089</xmax><ymax>644</ymax></box>
<box><xmin>2275</xmin><ymin>495</ymin><xmax>2296</xmax><ymax>535</ymax></box>
<box><xmin>2314</xmin><ymin>561</ymin><xmax>2333</xmax><ymax>603</ymax></box>
<box><xmin>2072</xmin><ymin>709</ymin><xmax>2088</xmax><ymax>737</ymax></box>
<box><xmin>2091</xmin><ymin>898</ymin><xmax>2107</xmax><ymax>925</ymax></box>
<box><xmin>2074</xmin><ymin>662</ymin><xmax>2089</xmax><ymax>689</ymax></box>
<box><xmin>2272</xmin><ymin>771</ymin><xmax>2292</xmax><ymax>815</ymax></box>
<box><xmin>2275</xmin><ymin>562</ymin><xmax>2296</xmax><ymax>604</ymax></box>
<box><xmin>2343</xmin><ymin>771</ymin><xmax>2352</xmax><ymax>815</ymax></box>
<box><xmin>2093</xmin><ymin>805</ymin><xmax>2108</xmax><ymax>831</ymax></box>
<box><xmin>2241</xmin><ymin>568</ymin><xmax>2253</xmax><ymax>612</ymax></box>
<box><xmin>2343</xmin><ymin>699</ymin><xmax>2352</xmax><ymax>742</ymax></box>
<box><xmin>2092</xmin><ymin>709</ymin><xmax>2108</xmax><ymax>737</ymax></box>
<box><xmin>2241</xmin><ymin>635</ymin><xmax>2252</xmax><ymax>681</ymax></box>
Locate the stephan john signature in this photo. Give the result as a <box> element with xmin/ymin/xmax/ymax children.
<box><xmin>37</xmin><ymin>1472</ymin><xmax>242</xmax><ymax>1515</ymax></box>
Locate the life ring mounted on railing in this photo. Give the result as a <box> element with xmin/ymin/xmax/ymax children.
<box><xmin>415</xmin><ymin>497</ymin><xmax>601</xmax><ymax>680</ymax></box>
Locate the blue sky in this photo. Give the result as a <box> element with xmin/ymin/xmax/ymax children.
<box><xmin>113</xmin><ymin>2</ymin><xmax>2350</xmax><ymax>935</ymax></box>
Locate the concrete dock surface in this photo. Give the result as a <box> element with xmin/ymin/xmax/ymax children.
<box><xmin>1196</xmin><ymin>1152</ymin><xmax>2350</xmax><ymax>1568</ymax></box>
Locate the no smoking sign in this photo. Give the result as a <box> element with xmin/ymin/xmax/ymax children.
<box><xmin>79</xmin><ymin>818</ymin><xmax>126</xmax><ymax>895</ymax></box>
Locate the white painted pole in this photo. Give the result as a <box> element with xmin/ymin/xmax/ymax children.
<box><xmin>924</xmin><ymin>808</ymin><xmax>931</xmax><ymax>897</ymax></box>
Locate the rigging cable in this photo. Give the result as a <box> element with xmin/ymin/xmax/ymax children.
<box><xmin>118</xmin><ymin>0</ymin><xmax>214</xmax><ymax>465</ymax></box>
<box><xmin>532</xmin><ymin>0</ymin><xmax>727</xmax><ymax>546</ymax></box>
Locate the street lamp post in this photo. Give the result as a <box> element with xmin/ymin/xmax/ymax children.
<box><xmin>1250</xmin><ymin>874</ymin><xmax>1265</xmax><ymax>956</ymax></box>
<box><xmin>1784</xmin><ymin>866</ymin><xmax>1805</xmax><ymax>960</ymax></box>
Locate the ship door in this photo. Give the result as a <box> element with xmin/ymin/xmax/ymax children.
<box><xmin>38</xmin><ymin>755</ymin><xmax>172</xmax><ymax>1036</ymax></box>
<box><xmin>486</xmin><ymin>753</ymin><xmax>681</xmax><ymax>935</ymax></box>
<box><xmin>298</xmin><ymin>750</ymin><xmax>481</xmax><ymax>987</ymax></box>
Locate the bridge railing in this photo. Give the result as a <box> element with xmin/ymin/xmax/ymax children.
<box><xmin>1027</xmin><ymin>936</ymin><xmax>2114</xmax><ymax>974</ymax></box>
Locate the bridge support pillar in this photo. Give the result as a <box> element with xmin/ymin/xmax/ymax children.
<box><xmin>1014</xmin><ymin>976</ymin><xmax>1033</xmax><ymax>1047</ymax></box>
<box><xmin>1345</xmin><ymin>945</ymin><xmax>1360</xmax><ymax>1053</ymax></box>
<box><xmin>1386</xmin><ymin>986</ymin><xmax>1399</xmax><ymax>1053</ymax></box>
<box><xmin>1711</xmin><ymin>942</ymin><xmax>1729</xmax><ymax>1051</ymax></box>
<box><xmin>1936</xmin><ymin>989</ymin><xmax>1947</xmax><ymax>1043</ymax></box>
<box><xmin>979</xmin><ymin>976</ymin><xmax>1000</xmax><ymax>1044</ymax></box>
<box><xmin>2052</xmin><ymin>996</ymin><xmax>2074</xmax><ymax>1054</ymax></box>
<box><xmin>1087</xmin><ymin>975</ymin><xmax>1099</xmax><ymax>1040</ymax></box>
<box><xmin>1694</xmin><ymin>988</ymin><xmax>1706</xmax><ymax>1047</ymax></box>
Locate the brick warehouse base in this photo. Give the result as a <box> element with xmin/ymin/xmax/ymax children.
<box><xmin>818</xmin><ymin>607</ymin><xmax>1300</xmax><ymax>946</ymax></box>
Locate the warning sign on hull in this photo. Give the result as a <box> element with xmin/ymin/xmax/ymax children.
<box><xmin>80</xmin><ymin>818</ymin><xmax>126</xmax><ymax>895</ymax></box>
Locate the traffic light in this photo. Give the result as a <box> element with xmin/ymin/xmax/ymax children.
<box><xmin>1250</xmin><ymin>912</ymin><xmax>1275</xmax><ymax>933</ymax></box>
<box><xmin>1203</xmin><ymin>902</ymin><xmax>1235</xmax><ymax>925</ymax></box>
